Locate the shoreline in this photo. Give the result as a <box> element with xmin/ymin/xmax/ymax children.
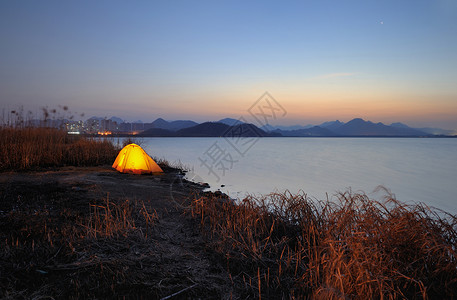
<box><xmin>0</xmin><ymin>165</ymin><xmax>234</xmax><ymax>298</ymax></box>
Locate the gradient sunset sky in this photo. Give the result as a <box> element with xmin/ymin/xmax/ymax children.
<box><xmin>1</xmin><ymin>0</ymin><xmax>456</xmax><ymax>129</ymax></box>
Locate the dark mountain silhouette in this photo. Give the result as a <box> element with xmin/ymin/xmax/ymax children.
<box><xmin>177</xmin><ymin>122</ymin><xmax>277</xmax><ymax>137</ymax></box>
<box><xmin>175</xmin><ymin>122</ymin><xmax>230</xmax><ymax>137</ymax></box>
<box><xmin>140</xmin><ymin>122</ymin><xmax>279</xmax><ymax>137</ymax></box>
<box><xmin>320</xmin><ymin>120</ymin><xmax>345</xmax><ymax>131</ymax></box>
<box><xmin>217</xmin><ymin>118</ymin><xmax>245</xmax><ymax>126</ymax></box>
<box><xmin>228</xmin><ymin>123</ymin><xmax>281</xmax><ymax>137</ymax></box>
<box><xmin>334</xmin><ymin>118</ymin><xmax>428</xmax><ymax>136</ymax></box>
<box><xmin>260</xmin><ymin>124</ymin><xmax>277</xmax><ymax>132</ymax></box>
<box><xmin>390</xmin><ymin>122</ymin><xmax>410</xmax><ymax>129</ymax></box>
<box><xmin>151</xmin><ymin>118</ymin><xmax>198</xmax><ymax>131</ymax></box>
<box><xmin>274</xmin><ymin>126</ymin><xmax>336</xmax><ymax>137</ymax></box>
<box><xmin>169</xmin><ymin>120</ymin><xmax>199</xmax><ymax>130</ymax></box>
<box><xmin>151</xmin><ymin>118</ymin><xmax>169</xmax><ymax>128</ymax></box>
<box><xmin>138</xmin><ymin>128</ymin><xmax>175</xmax><ymax>137</ymax></box>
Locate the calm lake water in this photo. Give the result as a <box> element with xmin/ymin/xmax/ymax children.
<box><xmin>115</xmin><ymin>137</ymin><xmax>457</xmax><ymax>214</ymax></box>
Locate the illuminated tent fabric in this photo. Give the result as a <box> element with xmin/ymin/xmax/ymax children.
<box><xmin>112</xmin><ymin>144</ymin><xmax>163</xmax><ymax>174</ymax></box>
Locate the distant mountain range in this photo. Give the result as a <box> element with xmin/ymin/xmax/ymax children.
<box><xmin>264</xmin><ymin>119</ymin><xmax>454</xmax><ymax>137</ymax></box>
<box><xmin>390</xmin><ymin>122</ymin><xmax>456</xmax><ymax>136</ymax></box>
<box><xmin>325</xmin><ymin>118</ymin><xmax>427</xmax><ymax>136</ymax></box>
<box><xmin>139</xmin><ymin>122</ymin><xmax>279</xmax><ymax>137</ymax></box>
<box><xmin>96</xmin><ymin>116</ymin><xmax>456</xmax><ymax>137</ymax></box>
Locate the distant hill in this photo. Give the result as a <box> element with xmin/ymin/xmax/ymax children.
<box><xmin>227</xmin><ymin>123</ymin><xmax>280</xmax><ymax>137</ymax></box>
<box><xmin>334</xmin><ymin>118</ymin><xmax>428</xmax><ymax>136</ymax></box>
<box><xmin>390</xmin><ymin>122</ymin><xmax>410</xmax><ymax>129</ymax></box>
<box><xmin>169</xmin><ymin>120</ymin><xmax>199</xmax><ymax>131</ymax></box>
<box><xmin>151</xmin><ymin>118</ymin><xmax>199</xmax><ymax>131</ymax></box>
<box><xmin>151</xmin><ymin>118</ymin><xmax>169</xmax><ymax>129</ymax></box>
<box><xmin>140</xmin><ymin>122</ymin><xmax>278</xmax><ymax>137</ymax></box>
<box><xmin>320</xmin><ymin>120</ymin><xmax>345</xmax><ymax>131</ymax></box>
<box><xmin>138</xmin><ymin>128</ymin><xmax>175</xmax><ymax>137</ymax></box>
<box><xmin>217</xmin><ymin>118</ymin><xmax>245</xmax><ymax>126</ymax></box>
<box><xmin>175</xmin><ymin>122</ymin><xmax>230</xmax><ymax>137</ymax></box>
<box><xmin>177</xmin><ymin>122</ymin><xmax>276</xmax><ymax>137</ymax></box>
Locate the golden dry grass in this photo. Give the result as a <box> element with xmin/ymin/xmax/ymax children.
<box><xmin>85</xmin><ymin>195</ymin><xmax>158</xmax><ymax>239</ymax></box>
<box><xmin>191</xmin><ymin>190</ymin><xmax>457</xmax><ymax>299</ymax></box>
<box><xmin>0</xmin><ymin>127</ymin><xmax>118</xmax><ymax>170</ymax></box>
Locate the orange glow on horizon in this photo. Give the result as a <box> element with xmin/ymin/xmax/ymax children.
<box><xmin>83</xmin><ymin>86</ymin><xmax>457</xmax><ymax>130</ymax></box>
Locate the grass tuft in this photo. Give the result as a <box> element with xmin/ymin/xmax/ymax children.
<box><xmin>191</xmin><ymin>190</ymin><xmax>457</xmax><ymax>299</ymax></box>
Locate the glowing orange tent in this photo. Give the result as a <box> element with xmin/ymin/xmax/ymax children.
<box><xmin>112</xmin><ymin>144</ymin><xmax>163</xmax><ymax>174</ymax></box>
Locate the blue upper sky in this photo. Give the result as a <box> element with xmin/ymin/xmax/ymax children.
<box><xmin>1</xmin><ymin>0</ymin><xmax>456</xmax><ymax>129</ymax></box>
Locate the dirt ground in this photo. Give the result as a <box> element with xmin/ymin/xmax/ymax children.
<box><xmin>0</xmin><ymin>166</ymin><xmax>234</xmax><ymax>299</ymax></box>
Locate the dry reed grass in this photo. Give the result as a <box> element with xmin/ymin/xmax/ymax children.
<box><xmin>0</xmin><ymin>127</ymin><xmax>118</xmax><ymax>171</ymax></box>
<box><xmin>85</xmin><ymin>195</ymin><xmax>158</xmax><ymax>239</ymax></box>
<box><xmin>0</xmin><ymin>194</ymin><xmax>158</xmax><ymax>299</ymax></box>
<box><xmin>191</xmin><ymin>190</ymin><xmax>457</xmax><ymax>299</ymax></box>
